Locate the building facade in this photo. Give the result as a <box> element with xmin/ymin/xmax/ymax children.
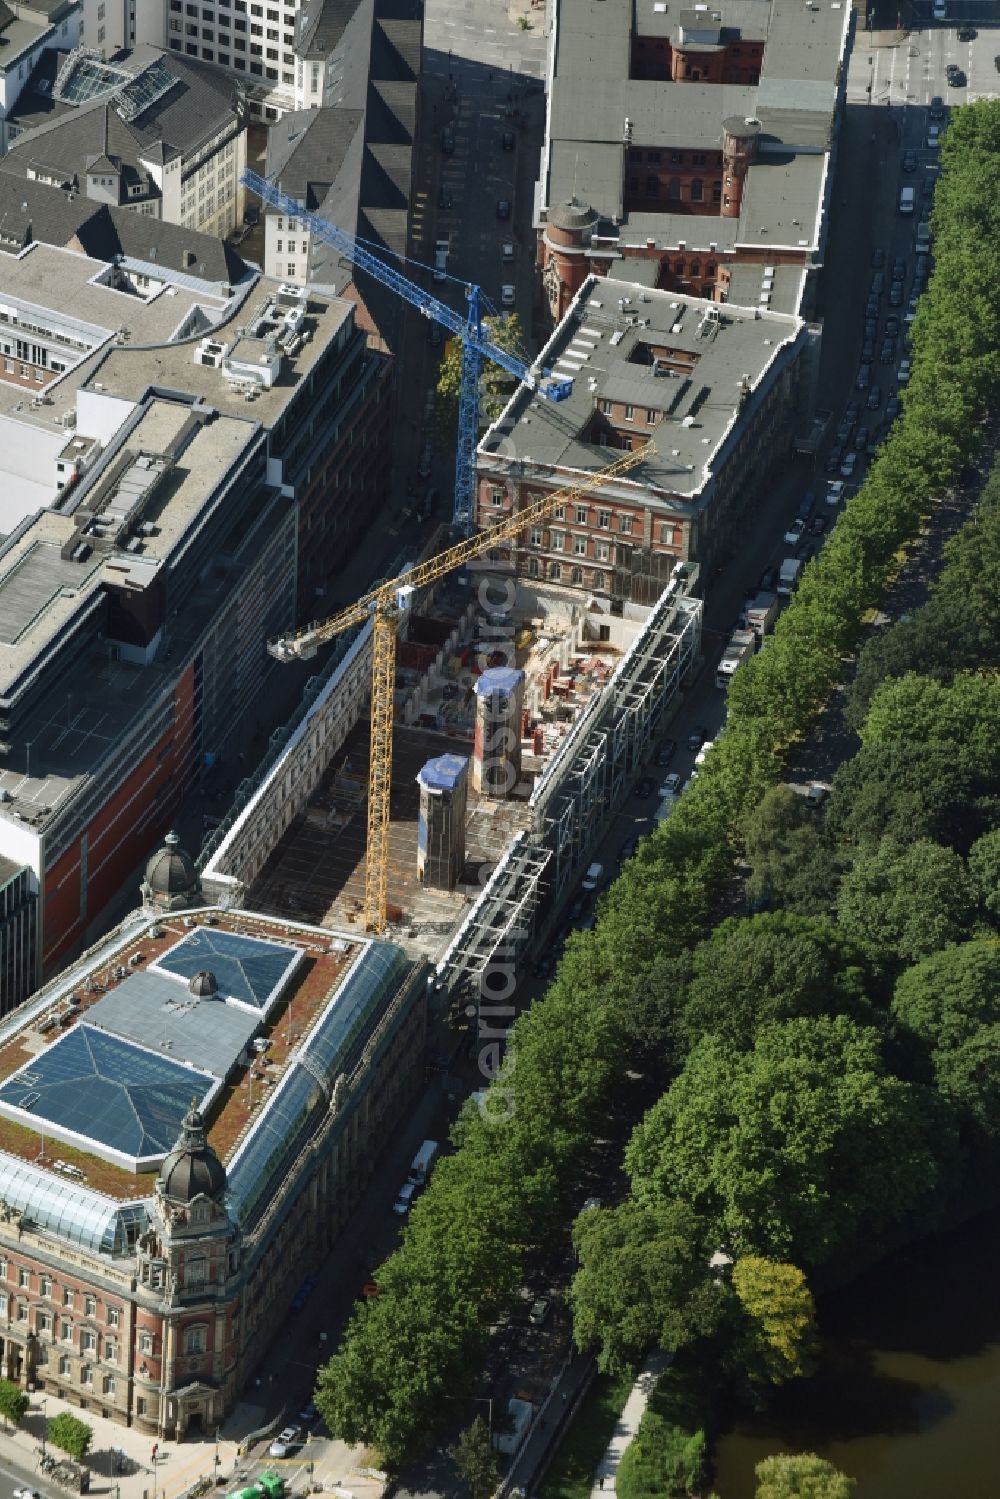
<box><xmin>0</xmin><ymin>0</ymin><xmax>81</xmax><ymax>153</ymax></box>
<box><xmin>0</xmin><ymin>901</ymin><xmax>427</xmax><ymax>1436</ymax></box>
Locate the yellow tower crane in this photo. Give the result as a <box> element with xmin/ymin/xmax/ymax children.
<box><xmin>268</xmin><ymin>443</ymin><xmax>653</xmax><ymax>933</ymax></box>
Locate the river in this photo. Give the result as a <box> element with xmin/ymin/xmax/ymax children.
<box><xmin>712</xmin><ymin>1207</ymin><xmax>1000</xmax><ymax>1497</ymax></box>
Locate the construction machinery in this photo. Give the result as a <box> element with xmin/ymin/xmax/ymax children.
<box><xmin>241</xmin><ymin>169</ymin><xmax>574</xmax><ymax>535</ymax></box>
<box><xmin>269</xmin><ymin>444</ymin><xmax>653</xmax><ymax>933</ymax></box>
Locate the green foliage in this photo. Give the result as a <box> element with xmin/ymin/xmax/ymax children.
<box><xmin>678</xmin><ymin>912</ymin><xmax>872</xmax><ymax>1053</ymax></box>
<box><xmin>743</xmin><ymin>787</ymin><xmax>841</xmax><ymax>915</ymax></box>
<box><xmin>47</xmin><ymin>1411</ymin><xmax>93</xmax><ymax>1461</ymax></box>
<box><xmin>626</xmin><ymin>1017</ymin><xmax>941</xmax><ymax>1268</ymax></box>
<box><xmin>448</xmin><ymin>1416</ymin><xmax>499</xmax><ymax>1499</ymax></box>
<box><xmin>836</xmin><ymin>838</ymin><xmax>976</xmax><ymax>967</ymax></box>
<box><xmin>825</xmin><ymin>739</ymin><xmax>976</xmax><ymax>853</ymax></box>
<box><xmin>891</xmin><ymin>941</ymin><xmax>1000</xmax><ymax>1053</ymax></box>
<box><xmin>538</xmin><ymin>1368</ymin><xmax>635</xmax><ymax>1499</ymax></box>
<box><xmin>969</xmin><ymin>829</ymin><xmax>1000</xmax><ymax>921</ymax></box>
<box><xmin>570</xmin><ymin>1199</ymin><xmax>723</xmax><ymax>1373</ymax></box>
<box><xmin>0</xmin><ymin>1378</ymin><xmax>28</xmax><ymax>1426</ymax></box>
<box><xmin>435</xmin><ymin>313</ymin><xmax>527</xmax><ymax>442</ymax></box>
<box><xmin>616</xmin><ymin>1359</ymin><xmax>714</xmax><ymax>1499</ymax></box>
<box><xmin>730</xmin><ymin>1258</ymin><xmax>818</xmax><ymax>1387</ymax></box>
<box><xmin>754</xmin><ymin>1453</ymin><xmax>856</xmax><ymax>1499</ymax></box>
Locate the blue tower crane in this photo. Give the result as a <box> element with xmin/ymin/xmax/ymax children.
<box><xmin>241</xmin><ymin>169</ymin><xmax>574</xmax><ymax>534</ymax></box>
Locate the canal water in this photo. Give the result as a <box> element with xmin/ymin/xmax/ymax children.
<box><xmin>713</xmin><ymin>1207</ymin><xmax>1000</xmax><ymax>1497</ymax></box>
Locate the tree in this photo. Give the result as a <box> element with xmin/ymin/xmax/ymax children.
<box><xmin>731</xmin><ymin>1258</ymin><xmax>818</xmax><ymax>1387</ymax></box>
<box><xmin>48</xmin><ymin>1411</ymin><xmax>93</xmax><ymax>1462</ymax></box>
<box><xmin>616</xmin><ymin>1410</ymin><xmax>706</xmax><ymax>1499</ymax></box>
<box><xmin>836</xmin><ymin>838</ymin><xmax>976</xmax><ymax>967</ymax></box>
<box><xmin>0</xmin><ymin>1378</ymin><xmax>28</xmax><ymax>1427</ymax></box>
<box><xmin>891</xmin><ymin>941</ymin><xmax>1000</xmax><ymax>1054</ymax></box>
<box><xmin>435</xmin><ymin>312</ymin><xmax>528</xmax><ymax>442</ymax></box>
<box><xmin>743</xmin><ymin>788</ymin><xmax>841</xmax><ymax>916</ymax></box>
<box><xmin>570</xmin><ymin>1199</ymin><xmax>723</xmax><ymax>1372</ymax></box>
<box><xmin>754</xmin><ymin>1453</ymin><xmax>856</xmax><ymax>1499</ymax></box>
<box><xmin>969</xmin><ymin>828</ymin><xmax>1000</xmax><ymax>922</ymax></box>
<box><xmin>825</xmin><ymin>739</ymin><xmax>977</xmax><ymax>853</ymax></box>
<box><xmin>626</xmin><ymin>1016</ymin><xmax>942</xmax><ymax>1268</ymax></box>
<box><xmin>448</xmin><ymin>1416</ymin><xmax>499</xmax><ymax>1499</ymax></box>
<box><xmin>678</xmin><ymin>912</ymin><xmax>873</xmax><ymax>1054</ymax></box>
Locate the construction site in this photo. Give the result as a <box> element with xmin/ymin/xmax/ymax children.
<box><xmin>200</xmin><ymin>551</ymin><xmax>703</xmax><ymax>999</ymax></box>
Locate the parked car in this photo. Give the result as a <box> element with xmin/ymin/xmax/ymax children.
<box><xmin>870</xmin><ymin>271</ymin><xmax>884</xmax><ymax>296</ymax></box>
<box><xmin>784</xmin><ymin>516</ymin><xmax>806</xmax><ymax>545</ymax></box>
<box><xmin>659</xmin><ymin>772</ymin><xmax>682</xmax><ymax>797</ymax></box>
<box><xmin>929</xmin><ymin>95</ymin><xmax>945</xmax><ymax>119</ymax></box>
<box><xmin>437</xmin><ymin>184</ymin><xmax>453</xmax><ymax>210</ymax></box>
<box><xmin>806</xmin><ymin>781</ymin><xmax>828</xmax><ymax>807</ymax></box>
<box><xmin>856</xmin><ymin>363</ymin><xmax>871</xmax><ymax>390</ymax></box>
<box><xmin>657</xmin><ymin>739</ymin><xmax>678</xmax><ymax>766</ymax></box>
<box><xmin>888</xmin><ymin>280</ymin><xmax>904</xmax><ymax>307</ymax></box>
<box><xmin>956</xmin><ymin>23</ymin><xmax>976</xmax><ymax>41</ymax></box>
<box><xmin>635</xmin><ymin>775</ymin><xmax>656</xmax><ymax>799</ymax></box>
<box><xmin>500</xmin><ymin>283</ymin><xmax>515</xmax><ymax>308</ymax></box>
<box><xmin>825</xmin><ymin>443</ymin><xmax>844</xmax><ymax>474</ymax></box>
<box><xmin>840</xmin><ymin>451</ymin><xmax>858</xmax><ymax>478</ymax></box>
<box><xmin>501</xmin><ymin>240</ymin><xmax>516</xmax><ymax>262</ymax></box>
<box><xmin>884</xmin><ymin>315</ymin><xmax>900</xmax><ymax>337</ymax></box>
<box><xmin>686</xmin><ymin>725</ymin><xmax>708</xmax><ymax>752</ymax></box>
<box><xmin>867</xmin><ymin>384</ymin><xmax>882</xmax><ymax>410</ymax></box>
<box><xmin>927</xmin><ymin>125</ymin><xmax>941</xmax><ymax>150</ymax></box>
<box><xmin>826</xmin><ymin>480</ymin><xmax>846</xmax><ymax>506</ymax></box>
<box><xmin>836</xmin><ymin>416</ymin><xmax>854</xmax><ymax>445</ymax></box>
<box><xmin>902</xmin><ymin>149</ymin><xmax>917</xmax><ymax>173</ymax></box>
<box><xmin>879</xmin><ymin>337</ymin><xmax>895</xmax><ymax>365</ymax></box>
<box><xmin>496</xmin><ymin>197</ymin><xmax>511</xmax><ymax>219</ymax></box>
<box><xmin>581</xmin><ymin>862</ymin><xmax>604</xmax><ymax>892</ymax></box>
<box><xmin>854</xmin><ymin>426</ymin><xmax>869</xmax><ymax>451</ymax></box>
<box><xmin>865</xmin><ymin>295</ymin><xmax>880</xmax><ymax>319</ymax></box>
<box><xmin>897</xmin><ymin>358</ymin><xmax>912</xmax><ymax>385</ymax></box>
<box><xmin>269</xmin><ymin>1427</ymin><xmax>303</xmax><ymax>1459</ymax></box>
<box><xmin>886</xmin><ymin>395</ymin><xmax>901</xmax><ymax>422</ymax></box>
<box><xmin>810</xmin><ymin>513</ymin><xmax>827</xmax><ymax>535</ymax></box>
<box><xmin>947</xmin><ymin>66</ymin><xmax>966</xmax><ymax>87</ymax></box>
<box><xmin>529</xmin><ymin>1297</ymin><xmax>552</xmax><ymax>1326</ymax></box>
<box><xmin>861</xmin><ymin>337</ymin><xmax>875</xmax><ymax>363</ymax></box>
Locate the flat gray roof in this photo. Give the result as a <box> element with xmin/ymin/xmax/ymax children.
<box><xmin>726</xmin><ymin>261</ymin><xmax>806</xmax><ymax>316</ymax></box>
<box><xmin>86</xmin><ymin>968</ymin><xmax>262</xmax><ymax>1079</ymax></box>
<box><xmin>479</xmin><ymin>274</ymin><xmax>803</xmax><ymax>506</ymax></box>
<box><xmin>737</xmin><ymin>149</ymin><xmax>828</xmax><ymax>250</ymax></box>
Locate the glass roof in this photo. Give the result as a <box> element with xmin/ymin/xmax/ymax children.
<box><xmin>113</xmin><ymin>59</ymin><xmax>179</xmax><ymax>123</ymax></box>
<box><xmin>0</xmin><ymin>1026</ymin><xmax>214</xmax><ymax>1167</ymax></box>
<box><xmin>54</xmin><ymin>55</ymin><xmax>130</xmax><ymax>105</ymax></box>
<box><xmin>152</xmin><ymin>928</ymin><xmax>302</xmax><ymax>1013</ymax></box>
<box><xmin>0</xmin><ymin>1154</ymin><xmax>148</xmax><ymax>1256</ymax></box>
<box><xmin>226</xmin><ymin>941</ymin><xmax>411</xmax><ymax>1227</ymax></box>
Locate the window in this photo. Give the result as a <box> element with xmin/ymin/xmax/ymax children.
<box><xmin>81</xmin><ymin>1365</ymin><xmax>93</xmax><ymax>1387</ymax></box>
<box><xmin>40</xmin><ymin>1276</ymin><xmax>52</xmax><ymax>1298</ymax></box>
<box><xmin>690</xmin><ymin>179</ymin><xmax>703</xmax><ymax>202</ymax></box>
<box><xmin>287</xmin><ymin>241</ymin><xmax>296</xmax><ymax>254</ymax></box>
<box><xmin>553</xmin><ymin>505</ymin><xmax>565</xmax><ymax>520</ymax></box>
<box><xmin>275</xmin><ymin>239</ymin><xmax>282</xmax><ymax>253</ymax></box>
<box><xmin>706</xmin><ymin>262</ymin><xmax>717</xmax><ymax>277</ymax></box>
<box><xmin>690</xmin><ymin>261</ymin><xmax>701</xmax><ymax>277</ymax></box>
<box><xmin>0</xmin><ymin>1293</ymin><xmax>6</xmax><ymax>1316</ymax></box>
<box><xmin>61</xmin><ymin>1319</ymin><xmax>72</xmax><ymax>1342</ymax></box>
<box><xmin>81</xmin><ymin>1331</ymin><xmax>96</xmax><ymax>1355</ymax></box>
<box><xmin>593</xmin><ymin>571</ymin><xmax>606</xmax><ymax>591</ymax></box>
<box><xmin>528</xmin><ymin>557</ymin><xmax>540</xmax><ymax>578</ymax></box>
<box><xmin>646</xmin><ymin>409</ymin><xmax>658</xmax><ymax>425</ymax></box>
<box><xmin>140</xmin><ymin>1332</ymin><xmax>153</xmax><ymax>1355</ymax></box>
<box><xmin>595</xmin><ymin>541</ymin><xmax>611</xmax><ymax>562</ymax></box>
<box><xmin>598</xmin><ymin>399</ymin><xmax>612</xmax><ymax>415</ymax></box>
<box><xmin>548</xmin><ymin>561</ymin><xmax>561</xmax><ymax>580</ymax></box>
<box><xmin>491</xmin><ymin>488</ymin><xmax>504</xmax><ymax>507</ymax></box>
<box><xmin>571</xmin><ymin>565</ymin><xmax>583</xmax><ymax>585</ymax></box>
<box><xmin>16</xmin><ymin>1301</ymin><xmax>27</xmax><ymax>1322</ymax></box>
<box><xmin>287</xmin><ymin>263</ymin><xmax>296</xmax><ymax>277</ymax></box>
<box><xmin>659</xmin><ymin>522</ymin><xmax>675</xmax><ymax>545</ymax></box>
<box><xmin>59</xmin><ymin>1355</ymin><xmax>71</xmax><ymax>1377</ymax></box>
<box><xmin>18</xmin><ymin>1268</ymin><xmax>29</xmax><ymax>1289</ymax></box>
<box><xmin>103</xmin><ymin>1349</ymin><xmax>116</xmax><ymax>1371</ymax></box>
<box><xmin>668</xmin><ymin>179</ymin><xmax>680</xmax><ymax>200</ymax></box>
<box><xmin>619</xmin><ymin>515</ymin><xmax>633</xmax><ymax>534</ymax></box>
<box><xmin>185</xmin><ymin>1326</ymin><xmax>206</xmax><ymax>1355</ymax></box>
<box><xmin>84</xmin><ymin>1296</ymin><xmax>96</xmax><ymax>1317</ymax></box>
<box><xmin>107</xmin><ymin>1307</ymin><xmax>120</xmax><ymax>1328</ymax></box>
<box><xmin>575</xmin><ymin>505</ymin><xmax>588</xmax><ymax>524</ymax></box>
<box><xmin>137</xmin><ymin>1398</ymin><xmax>147</xmax><ymax>1417</ymax></box>
<box><xmin>645</xmin><ymin>176</ymin><xmax>659</xmax><ymax>196</ymax></box>
<box><xmin>573</xmin><ymin>535</ymin><xmax>587</xmax><ymax>556</ymax></box>
<box><xmin>624</xmin><ymin>405</ymin><xmax>635</xmax><ymax>421</ymax></box>
<box><xmin>0</xmin><ymin>1257</ymin><xmax>7</xmax><ymax>1279</ymax></box>
<box><xmin>37</xmin><ymin>1311</ymin><xmax>52</xmax><ymax>1333</ymax></box>
<box><xmin>551</xmin><ymin>531</ymin><xmax>565</xmax><ymax>552</ymax></box>
<box><xmin>598</xmin><ymin>510</ymin><xmax>611</xmax><ymax>530</ymax></box>
<box><xmin>529</xmin><ymin>527</ymin><xmax>543</xmax><ymax>546</ymax></box>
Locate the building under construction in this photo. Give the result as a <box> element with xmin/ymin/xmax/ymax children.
<box><xmin>200</xmin><ymin>555</ymin><xmax>703</xmax><ymax>999</ymax></box>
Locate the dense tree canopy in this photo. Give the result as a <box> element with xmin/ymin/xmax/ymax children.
<box><xmin>754</xmin><ymin>1453</ymin><xmax>856</xmax><ymax>1499</ymax></box>
<box><xmin>743</xmin><ymin>787</ymin><xmax>841</xmax><ymax>915</ymax></box>
<box><xmin>626</xmin><ymin>1016</ymin><xmax>941</xmax><ymax>1267</ymax></box>
<box><xmin>836</xmin><ymin>838</ymin><xmax>976</xmax><ymax>967</ymax></box>
<box><xmin>731</xmin><ymin>1258</ymin><xmax>818</xmax><ymax>1388</ymax></box>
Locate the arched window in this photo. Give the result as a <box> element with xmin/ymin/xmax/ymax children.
<box><xmin>592</xmin><ymin>571</ymin><xmax>606</xmax><ymax>592</ymax></box>
<box><xmin>571</xmin><ymin>566</ymin><xmax>583</xmax><ymax>585</ymax></box>
<box><xmin>706</xmin><ymin>262</ymin><xmax>717</xmax><ymax>277</ymax></box>
<box><xmin>690</xmin><ymin>179</ymin><xmax>703</xmax><ymax>202</ymax></box>
<box><xmin>689</xmin><ymin>260</ymin><xmax>701</xmax><ymax>277</ymax></box>
<box><xmin>548</xmin><ymin>561</ymin><xmax>561</xmax><ymax>581</ymax></box>
<box><xmin>184</xmin><ymin>1324</ymin><xmax>207</xmax><ymax>1355</ymax></box>
<box><xmin>528</xmin><ymin>557</ymin><xmax>540</xmax><ymax>578</ymax></box>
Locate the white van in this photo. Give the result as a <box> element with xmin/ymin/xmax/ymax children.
<box><xmin>408</xmin><ymin>1140</ymin><xmax>439</xmax><ymax>1187</ymax></box>
<box><xmin>392</xmin><ymin>1181</ymin><xmax>419</xmax><ymax>1216</ymax></box>
<box><xmin>898</xmin><ymin>186</ymin><xmax>915</xmax><ymax>216</ymax></box>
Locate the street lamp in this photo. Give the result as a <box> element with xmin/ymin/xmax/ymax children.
<box><xmin>39</xmin><ymin>1398</ymin><xmax>48</xmax><ymax>1458</ymax></box>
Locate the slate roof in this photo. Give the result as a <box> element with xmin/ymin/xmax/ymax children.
<box><xmin>4</xmin><ymin>45</ymin><xmax>242</xmax><ymax>189</ymax></box>
<box><xmin>0</xmin><ymin>174</ymin><xmax>249</xmax><ymax>284</ymax></box>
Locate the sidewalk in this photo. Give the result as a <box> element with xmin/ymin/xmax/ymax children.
<box><xmin>590</xmin><ymin>1350</ymin><xmax>670</xmax><ymax>1496</ymax></box>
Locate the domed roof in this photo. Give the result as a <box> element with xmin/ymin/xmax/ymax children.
<box><xmin>144</xmin><ymin>831</ymin><xmax>199</xmax><ymax>900</ymax></box>
<box><xmin>189</xmin><ymin>970</ymin><xmax>219</xmax><ymax>999</ymax></box>
<box><xmin>548</xmin><ymin>196</ymin><xmax>599</xmax><ymax>231</ymax></box>
<box><xmin>158</xmin><ymin>1104</ymin><xmax>226</xmax><ymax>1205</ymax></box>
